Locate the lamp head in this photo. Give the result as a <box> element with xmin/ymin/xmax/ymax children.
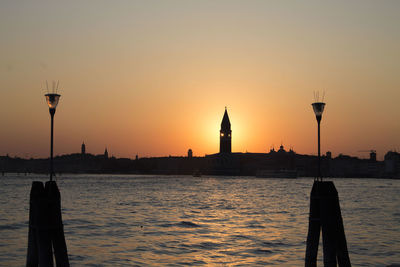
<box><xmin>45</xmin><ymin>93</ymin><xmax>61</xmax><ymax>109</ymax></box>
<box><xmin>312</xmin><ymin>102</ymin><xmax>325</xmax><ymax>121</ymax></box>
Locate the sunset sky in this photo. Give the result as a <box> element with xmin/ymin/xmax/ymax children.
<box><xmin>1</xmin><ymin>1</ymin><xmax>399</xmax><ymax>160</ymax></box>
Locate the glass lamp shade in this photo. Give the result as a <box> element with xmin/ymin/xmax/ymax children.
<box><xmin>312</xmin><ymin>102</ymin><xmax>325</xmax><ymax>117</ymax></box>
<box><xmin>45</xmin><ymin>93</ymin><xmax>61</xmax><ymax>109</ymax></box>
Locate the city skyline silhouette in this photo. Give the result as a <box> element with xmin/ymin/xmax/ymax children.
<box><xmin>1</xmin><ymin>1</ymin><xmax>399</xmax><ymax>160</ymax></box>
<box><xmin>1</xmin><ymin>2</ymin><xmax>400</xmax><ymax>266</ymax></box>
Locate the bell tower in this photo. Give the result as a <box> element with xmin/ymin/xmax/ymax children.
<box><xmin>220</xmin><ymin>107</ymin><xmax>232</xmax><ymax>153</ymax></box>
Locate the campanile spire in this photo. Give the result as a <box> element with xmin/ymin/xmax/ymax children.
<box><xmin>220</xmin><ymin>108</ymin><xmax>232</xmax><ymax>153</ymax></box>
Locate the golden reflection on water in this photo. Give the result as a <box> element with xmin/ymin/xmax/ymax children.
<box><xmin>97</xmin><ymin>177</ymin><xmax>309</xmax><ymax>266</ymax></box>
<box><xmin>0</xmin><ymin>175</ymin><xmax>399</xmax><ymax>266</ymax></box>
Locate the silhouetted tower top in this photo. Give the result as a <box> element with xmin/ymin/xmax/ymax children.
<box><xmin>81</xmin><ymin>142</ymin><xmax>86</xmax><ymax>155</ymax></box>
<box><xmin>220</xmin><ymin>108</ymin><xmax>232</xmax><ymax>154</ymax></box>
<box><xmin>370</xmin><ymin>151</ymin><xmax>377</xmax><ymax>161</ymax></box>
<box><xmin>188</xmin><ymin>149</ymin><xmax>193</xmax><ymax>158</ymax></box>
<box><xmin>104</xmin><ymin>148</ymin><xmax>108</xmax><ymax>159</ymax></box>
<box><xmin>278</xmin><ymin>144</ymin><xmax>286</xmax><ymax>153</ymax></box>
<box><xmin>221</xmin><ymin>107</ymin><xmax>231</xmax><ymax>131</ymax></box>
<box><xmin>326</xmin><ymin>151</ymin><xmax>332</xmax><ymax>159</ymax></box>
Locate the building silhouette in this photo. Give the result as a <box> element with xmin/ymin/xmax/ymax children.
<box><xmin>81</xmin><ymin>142</ymin><xmax>86</xmax><ymax>155</ymax></box>
<box><xmin>370</xmin><ymin>151</ymin><xmax>377</xmax><ymax>161</ymax></box>
<box><xmin>220</xmin><ymin>108</ymin><xmax>232</xmax><ymax>154</ymax></box>
<box><xmin>278</xmin><ymin>144</ymin><xmax>285</xmax><ymax>153</ymax></box>
<box><xmin>1</xmin><ymin>108</ymin><xmax>398</xmax><ymax>178</ymax></box>
<box><xmin>384</xmin><ymin>151</ymin><xmax>400</xmax><ymax>177</ymax></box>
<box><xmin>326</xmin><ymin>151</ymin><xmax>332</xmax><ymax>159</ymax></box>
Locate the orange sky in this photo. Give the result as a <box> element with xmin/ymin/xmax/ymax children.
<box><xmin>0</xmin><ymin>1</ymin><xmax>399</xmax><ymax>160</ymax></box>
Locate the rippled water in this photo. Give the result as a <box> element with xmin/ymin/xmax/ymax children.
<box><xmin>0</xmin><ymin>174</ymin><xmax>399</xmax><ymax>266</ymax></box>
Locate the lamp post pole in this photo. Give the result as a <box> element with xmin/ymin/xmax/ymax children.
<box><xmin>312</xmin><ymin>102</ymin><xmax>325</xmax><ymax>181</ymax></box>
<box><xmin>45</xmin><ymin>93</ymin><xmax>60</xmax><ymax>181</ymax></box>
<box><xmin>317</xmin><ymin>115</ymin><xmax>321</xmax><ymax>181</ymax></box>
<box><xmin>50</xmin><ymin>108</ymin><xmax>55</xmax><ymax>181</ymax></box>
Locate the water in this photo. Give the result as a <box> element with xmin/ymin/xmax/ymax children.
<box><xmin>0</xmin><ymin>174</ymin><xmax>399</xmax><ymax>266</ymax></box>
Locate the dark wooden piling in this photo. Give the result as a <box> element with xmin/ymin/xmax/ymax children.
<box><xmin>331</xmin><ymin>188</ymin><xmax>351</xmax><ymax>266</ymax></box>
<box><xmin>320</xmin><ymin>182</ymin><xmax>338</xmax><ymax>267</ymax></box>
<box><xmin>26</xmin><ymin>181</ymin><xmax>43</xmax><ymax>267</ymax></box>
<box><xmin>36</xmin><ymin>188</ymin><xmax>54</xmax><ymax>267</ymax></box>
<box><xmin>46</xmin><ymin>181</ymin><xmax>69</xmax><ymax>267</ymax></box>
<box><xmin>26</xmin><ymin>181</ymin><xmax>53</xmax><ymax>267</ymax></box>
<box><xmin>305</xmin><ymin>183</ymin><xmax>321</xmax><ymax>267</ymax></box>
<box><xmin>26</xmin><ymin>181</ymin><xmax>69</xmax><ymax>267</ymax></box>
<box><xmin>305</xmin><ymin>181</ymin><xmax>351</xmax><ymax>267</ymax></box>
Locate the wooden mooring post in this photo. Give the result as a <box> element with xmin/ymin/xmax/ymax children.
<box><xmin>26</xmin><ymin>181</ymin><xmax>69</xmax><ymax>267</ymax></box>
<box><xmin>305</xmin><ymin>181</ymin><xmax>351</xmax><ymax>267</ymax></box>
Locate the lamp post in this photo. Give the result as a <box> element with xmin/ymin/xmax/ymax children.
<box><xmin>312</xmin><ymin>101</ymin><xmax>325</xmax><ymax>181</ymax></box>
<box><xmin>26</xmin><ymin>91</ymin><xmax>69</xmax><ymax>266</ymax></box>
<box><xmin>45</xmin><ymin>93</ymin><xmax>61</xmax><ymax>181</ymax></box>
<box><xmin>306</xmin><ymin>100</ymin><xmax>351</xmax><ymax>266</ymax></box>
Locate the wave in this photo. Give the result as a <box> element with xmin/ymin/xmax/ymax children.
<box><xmin>159</xmin><ymin>221</ymin><xmax>201</xmax><ymax>228</ymax></box>
<box><xmin>0</xmin><ymin>222</ymin><xmax>26</xmax><ymax>231</ymax></box>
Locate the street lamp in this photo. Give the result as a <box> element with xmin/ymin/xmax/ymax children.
<box><xmin>45</xmin><ymin>93</ymin><xmax>61</xmax><ymax>181</ymax></box>
<box><xmin>306</xmin><ymin>100</ymin><xmax>351</xmax><ymax>266</ymax></box>
<box><xmin>312</xmin><ymin>101</ymin><xmax>325</xmax><ymax>181</ymax></box>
